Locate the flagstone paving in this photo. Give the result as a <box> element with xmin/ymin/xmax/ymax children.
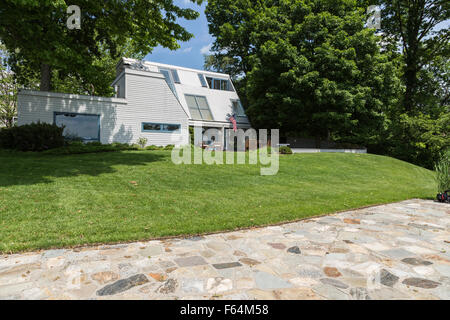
<box><xmin>0</xmin><ymin>199</ymin><xmax>449</xmax><ymax>300</ymax></box>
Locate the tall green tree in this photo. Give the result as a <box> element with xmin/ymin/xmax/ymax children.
<box><xmin>207</xmin><ymin>0</ymin><xmax>400</xmax><ymax>146</ymax></box>
<box><xmin>0</xmin><ymin>0</ymin><xmax>202</xmax><ymax>92</ymax></box>
<box><xmin>377</xmin><ymin>0</ymin><xmax>449</xmax><ymax>113</ymax></box>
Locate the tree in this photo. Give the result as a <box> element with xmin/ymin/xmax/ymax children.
<box><xmin>377</xmin><ymin>0</ymin><xmax>450</xmax><ymax>113</ymax></box>
<box><xmin>0</xmin><ymin>0</ymin><xmax>203</xmax><ymax>92</ymax></box>
<box><xmin>207</xmin><ymin>0</ymin><xmax>400</xmax><ymax>146</ymax></box>
<box><xmin>0</xmin><ymin>45</ymin><xmax>18</xmax><ymax>128</ymax></box>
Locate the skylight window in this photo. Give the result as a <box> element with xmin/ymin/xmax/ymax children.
<box><xmin>231</xmin><ymin>100</ymin><xmax>246</xmax><ymax>116</ymax></box>
<box><xmin>185</xmin><ymin>94</ymin><xmax>214</xmax><ymax>120</ymax></box>
<box><xmin>205</xmin><ymin>76</ymin><xmax>233</xmax><ymax>91</ymax></box>
<box><xmin>198</xmin><ymin>74</ymin><xmax>208</xmax><ymax>87</ymax></box>
<box><xmin>159</xmin><ymin>68</ymin><xmax>179</xmax><ymax>98</ymax></box>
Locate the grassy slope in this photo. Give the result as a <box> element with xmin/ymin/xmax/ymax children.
<box><xmin>0</xmin><ymin>150</ymin><xmax>435</xmax><ymax>253</ymax></box>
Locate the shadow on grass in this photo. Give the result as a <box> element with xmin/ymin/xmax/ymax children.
<box><xmin>0</xmin><ymin>150</ymin><xmax>166</xmax><ymax>187</ymax></box>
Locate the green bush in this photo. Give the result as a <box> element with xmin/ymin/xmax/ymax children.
<box><xmin>164</xmin><ymin>144</ymin><xmax>175</xmax><ymax>151</ymax></box>
<box><xmin>146</xmin><ymin>145</ymin><xmax>163</xmax><ymax>150</ymax></box>
<box><xmin>435</xmin><ymin>151</ymin><xmax>450</xmax><ymax>192</ymax></box>
<box><xmin>137</xmin><ymin>137</ymin><xmax>148</xmax><ymax>149</ymax></box>
<box><xmin>279</xmin><ymin>146</ymin><xmax>293</xmax><ymax>154</ymax></box>
<box><xmin>42</xmin><ymin>142</ymin><xmax>139</xmax><ymax>155</ymax></box>
<box><xmin>0</xmin><ymin>122</ymin><xmax>65</xmax><ymax>151</ymax></box>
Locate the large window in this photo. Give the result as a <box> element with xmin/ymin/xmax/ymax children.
<box><xmin>54</xmin><ymin>112</ymin><xmax>100</xmax><ymax>141</ymax></box>
<box><xmin>185</xmin><ymin>95</ymin><xmax>214</xmax><ymax>120</ymax></box>
<box><xmin>142</xmin><ymin>122</ymin><xmax>180</xmax><ymax>133</ymax></box>
<box><xmin>205</xmin><ymin>76</ymin><xmax>233</xmax><ymax>91</ymax></box>
<box><xmin>231</xmin><ymin>99</ymin><xmax>246</xmax><ymax>116</ymax></box>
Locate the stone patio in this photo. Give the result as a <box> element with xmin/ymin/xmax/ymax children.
<box><xmin>0</xmin><ymin>199</ymin><xmax>449</xmax><ymax>300</ymax></box>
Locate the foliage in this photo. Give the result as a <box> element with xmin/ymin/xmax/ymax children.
<box><xmin>146</xmin><ymin>145</ymin><xmax>164</xmax><ymax>151</ymax></box>
<box><xmin>279</xmin><ymin>146</ymin><xmax>293</xmax><ymax>154</ymax></box>
<box><xmin>42</xmin><ymin>141</ymin><xmax>139</xmax><ymax>155</ymax></box>
<box><xmin>376</xmin><ymin>0</ymin><xmax>450</xmax><ymax>113</ymax></box>
<box><xmin>434</xmin><ymin>151</ymin><xmax>450</xmax><ymax>192</ymax></box>
<box><xmin>137</xmin><ymin>137</ymin><xmax>148</xmax><ymax>149</ymax></box>
<box><xmin>164</xmin><ymin>144</ymin><xmax>175</xmax><ymax>150</ymax></box>
<box><xmin>0</xmin><ymin>151</ymin><xmax>435</xmax><ymax>253</ymax></box>
<box><xmin>0</xmin><ymin>0</ymin><xmax>203</xmax><ymax>91</ymax></box>
<box><xmin>0</xmin><ymin>122</ymin><xmax>65</xmax><ymax>151</ymax></box>
<box><xmin>0</xmin><ymin>44</ymin><xmax>18</xmax><ymax>127</ymax></box>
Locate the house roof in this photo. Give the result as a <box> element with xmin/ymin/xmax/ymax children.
<box><xmin>118</xmin><ymin>58</ymin><xmax>250</xmax><ymax>127</ymax></box>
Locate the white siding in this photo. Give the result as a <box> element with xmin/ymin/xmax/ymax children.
<box><xmin>123</xmin><ymin>69</ymin><xmax>189</xmax><ymax>146</ymax></box>
<box><xmin>17</xmin><ymin>69</ymin><xmax>189</xmax><ymax>146</ymax></box>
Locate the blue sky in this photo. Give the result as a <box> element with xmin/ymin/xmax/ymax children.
<box><xmin>144</xmin><ymin>0</ymin><xmax>213</xmax><ymax>70</ymax></box>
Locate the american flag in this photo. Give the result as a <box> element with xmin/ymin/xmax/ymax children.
<box><xmin>229</xmin><ymin>113</ymin><xmax>237</xmax><ymax>132</ymax></box>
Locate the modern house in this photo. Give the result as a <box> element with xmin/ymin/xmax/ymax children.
<box><xmin>17</xmin><ymin>58</ymin><xmax>251</xmax><ymax>147</ymax></box>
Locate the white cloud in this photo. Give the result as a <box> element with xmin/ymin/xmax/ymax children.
<box><xmin>200</xmin><ymin>43</ymin><xmax>212</xmax><ymax>55</ymax></box>
<box><xmin>182</xmin><ymin>47</ymin><xmax>192</xmax><ymax>53</ymax></box>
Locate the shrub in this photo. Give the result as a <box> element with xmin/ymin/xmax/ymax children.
<box><xmin>137</xmin><ymin>137</ymin><xmax>148</xmax><ymax>149</ymax></box>
<box><xmin>146</xmin><ymin>145</ymin><xmax>163</xmax><ymax>150</ymax></box>
<box><xmin>435</xmin><ymin>151</ymin><xmax>450</xmax><ymax>192</ymax></box>
<box><xmin>279</xmin><ymin>146</ymin><xmax>293</xmax><ymax>154</ymax></box>
<box><xmin>164</xmin><ymin>144</ymin><xmax>175</xmax><ymax>151</ymax></box>
<box><xmin>0</xmin><ymin>122</ymin><xmax>65</xmax><ymax>151</ymax></box>
<box><xmin>42</xmin><ymin>143</ymin><xmax>139</xmax><ymax>155</ymax></box>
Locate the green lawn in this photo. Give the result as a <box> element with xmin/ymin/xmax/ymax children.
<box><xmin>0</xmin><ymin>150</ymin><xmax>435</xmax><ymax>253</ymax></box>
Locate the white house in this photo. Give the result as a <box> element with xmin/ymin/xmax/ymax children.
<box><xmin>17</xmin><ymin>58</ymin><xmax>251</xmax><ymax>147</ymax></box>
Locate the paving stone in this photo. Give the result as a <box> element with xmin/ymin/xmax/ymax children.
<box><xmin>91</xmin><ymin>271</ymin><xmax>119</xmax><ymax>284</ymax></box>
<box><xmin>267</xmin><ymin>243</ymin><xmax>286</xmax><ymax>250</ymax></box>
<box><xmin>254</xmin><ymin>271</ymin><xmax>292</xmax><ymax>290</ymax></box>
<box><xmin>174</xmin><ymin>256</ymin><xmax>207</xmax><ymax>267</ymax></box>
<box><xmin>350</xmin><ymin>287</ymin><xmax>371</xmax><ymax>300</ymax></box>
<box><xmin>273</xmin><ymin>287</ymin><xmax>320</xmax><ymax>300</ymax></box>
<box><xmin>323</xmin><ymin>267</ymin><xmax>342</xmax><ymax>278</ymax></box>
<box><xmin>312</xmin><ymin>284</ymin><xmax>349</xmax><ymax>300</ymax></box>
<box><xmin>287</xmin><ymin>246</ymin><xmax>301</xmax><ymax>254</ymax></box>
<box><xmin>212</xmin><ymin>262</ymin><xmax>242</xmax><ymax>270</ymax></box>
<box><xmin>297</xmin><ymin>266</ymin><xmax>323</xmax><ymax>279</ymax></box>
<box><xmin>157</xmin><ymin>279</ymin><xmax>178</xmax><ymax>294</ymax></box>
<box><xmin>402</xmin><ymin>278</ymin><xmax>440</xmax><ymax>289</ymax></box>
<box><xmin>319</xmin><ymin>278</ymin><xmax>349</xmax><ymax>289</ymax></box>
<box><xmin>239</xmin><ymin>258</ymin><xmax>260</xmax><ymax>267</ymax></box>
<box><xmin>206</xmin><ymin>277</ymin><xmax>232</xmax><ymax>294</ymax></box>
<box><xmin>181</xmin><ymin>279</ymin><xmax>204</xmax><ymax>293</ymax></box>
<box><xmin>96</xmin><ymin>274</ymin><xmax>149</xmax><ymax>296</ymax></box>
<box><xmin>401</xmin><ymin>257</ymin><xmax>433</xmax><ymax>266</ymax></box>
<box><xmin>380</xmin><ymin>248</ymin><xmax>415</xmax><ymax>259</ymax></box>
<box><xmin>379</xmin><ymin>269</ymin><xmax>399</xmax><ymax>287</ymax></box>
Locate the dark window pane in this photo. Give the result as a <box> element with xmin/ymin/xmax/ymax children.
<box><xmin>143</xmin><ymin>123</ymin><xmax>161</xmax><ymax>131</ymax></box>
<box><xmin>206</xmin><ymin>77</ymin><xmax>213</xmax><ymax>88</ymax></box>
<box><xmin>164</xmin><ymin>124</ymin><xmax>180</xmax><ymax>132</ymax></box>
<box><xmin>214</xmin><ymin>79</ymin><xmax>220</xmax><ymax>89</ymax></box>
<box><xmin>220</xmin><ymin>80</ymin><xmax>228</xmax><ymax>91</ymax></box>
<box><xmin>55</xmin><ymin>113</ymin><xmax>99</xmax><ymax>141</ymax></box>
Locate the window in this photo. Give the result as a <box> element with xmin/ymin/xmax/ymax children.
<box><xmin>159</xmin><ymin>68</ymin><xmax>179</xmax><ymax>98</ymax></box>
<box><xmin>54</xmin><ymin>112</ymin><xmax>100</xmax><ymax>141</ymax></box>
<box><xmin>142</xmin><ymin>122</ymin><xmax>181</xmax><ymax>133</ymax></box>
<box><xmin>231</xmin><ymin>100</ymin><xmax>246</xmax><ymax>116</ymax></box>
<box><xmin>205</xmin><ymin>76</ymin><xmax>233</xmax><ymax>91</ymax></box>
<box><xmin>185</xmin><ymin>95</ymin><xmax>214</xmax><ymax>120</ymax></box>
<box><xmin>198</xmin><ymin>74</ymin><xmax>208</xmax><ymax>87</ymax></box>
<box><xmin>171</xmin><ymin>69</ymin><xmax>180</xmax><ymax>83</ymax></box>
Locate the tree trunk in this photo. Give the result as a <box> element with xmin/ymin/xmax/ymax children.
<box><xmin>40</xmin><ymin>63</ymin><xmax>52</xmax><ymax>91</ymax></box>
